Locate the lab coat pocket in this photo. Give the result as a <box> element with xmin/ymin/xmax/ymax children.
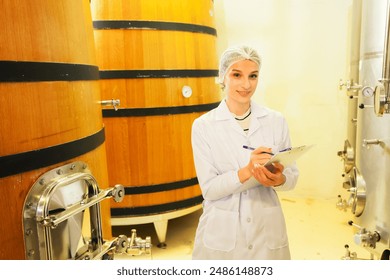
<box><xmin>203</xmin><ymin>207</ymin><xmax>238</xmax><ymax>252</ymax></box>
<box><xmin>263</xmin><ymin>206</ymin><xmax>289</xmax><ymax>249</ymax></box>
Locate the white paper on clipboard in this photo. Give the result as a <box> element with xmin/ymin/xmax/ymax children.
<box><xmin>235</xmin><ymin>144</ymin><xmax>313</xmax><ymax>193</ymax></box>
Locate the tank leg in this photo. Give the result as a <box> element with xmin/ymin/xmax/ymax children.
<box><xmin>153</xmin><ymin>220</ymin><xmax>168</xmax><ymax>248</ymax></box>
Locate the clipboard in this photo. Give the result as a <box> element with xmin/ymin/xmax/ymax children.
<box><xmin>235</xmin><ymin>144</ymin><xmax>313</xmax><ymax>193</ymax></box>
<box><xmin>265</xmin><ymin>144</ymin><xmax>314</xmax><ymax>167</ymax></box>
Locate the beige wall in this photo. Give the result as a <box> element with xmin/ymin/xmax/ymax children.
<box><xmin>214</xmin><ymin>0</ymin><xmax>354</xmax><ymax>199</ymax></box>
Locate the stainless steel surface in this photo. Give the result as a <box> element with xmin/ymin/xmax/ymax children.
<box><xmin>338</xmin><ymin>0</ymin><xmax>362</xmax><ymax>181</ymax></box>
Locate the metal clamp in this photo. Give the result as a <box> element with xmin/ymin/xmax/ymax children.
<box><xmin>347</xmin><ymin>167</ymin><xmax>366</xmax><ymax>217</ymax></box>
<box><xmin>90</xmin><ymin>235</ymin><xmax>129</xmax><ymax>260</ymax></box>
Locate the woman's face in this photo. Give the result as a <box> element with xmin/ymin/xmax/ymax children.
<box><xmin>224</xmin><ymin>59</ymin><xmax>259</xmax><ymax>107</ymax></box>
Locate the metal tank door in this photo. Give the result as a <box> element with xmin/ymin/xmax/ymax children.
<box><xmin>22</xmin><ymin>162</ymin><xmax>151</xmax><ymax>260</ymax></box>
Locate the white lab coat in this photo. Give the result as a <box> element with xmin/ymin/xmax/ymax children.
<box><xmin>191</xmin><ymin>100</ymin><xmax>299</xmax><ymax>260</ymax></box>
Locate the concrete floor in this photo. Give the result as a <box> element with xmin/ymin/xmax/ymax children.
<box><xmin>113</xmin><ymin>194</ymin><xmax>373</xmax><ymax>260</ymax></box>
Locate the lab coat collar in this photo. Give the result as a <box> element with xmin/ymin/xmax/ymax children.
<box><xmin>215</xmin><ymin>99</ymin><xmax>269</xmax><ymax>121</ymax></box>
<box><xmin>215</xmin><ymin>99</ymin><xmax>270</xmax><ymax>137</ymax></box>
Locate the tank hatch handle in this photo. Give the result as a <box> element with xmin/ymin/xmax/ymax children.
<box><xmin>40</xmin><ymin>184</ymin><xmax>124</xmax><ymax>228</ymax></box>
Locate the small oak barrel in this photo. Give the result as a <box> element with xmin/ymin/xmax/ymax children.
<box><xmin>0</xmin><ymin>0</ymin><xmax>111</xmax><ymax>259</ymax></box>
<box><xmin>91</xmin><ymin>0</ymin><xmax>221</xmax><ymax>221</ymax></box>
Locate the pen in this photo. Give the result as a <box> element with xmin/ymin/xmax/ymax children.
<box><xmin>242</xmin><ymin>145</ymin><xmax>274</xmax><ymax>155</ymax></box>
<box><xmin>242</xmin><ymin>145</ymin><xmax>255</xmax><ymax>151</ymax></box>
<box><xmin>279</xmin><ymin>147</ymin><xmax>292</xmax><ymax>152</ymax></box>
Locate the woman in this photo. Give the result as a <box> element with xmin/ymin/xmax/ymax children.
<box><xmin>191</xmin><ymin>45</ymin><xmax>299</xmax><ymax>259</ymax></box>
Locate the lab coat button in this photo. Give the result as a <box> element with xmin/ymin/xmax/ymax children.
<box><xmin>248</xmin><ymin>245</ymin><xmax>253</xmax><ymax>250</ymax></box>
<box><xmin>247</xmin><ymin>218</ymin><xmax>251</xmax><ymax>223</ymax></box>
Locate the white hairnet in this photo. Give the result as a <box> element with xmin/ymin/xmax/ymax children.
<box><xmin>218</xmin><ymin>45</ymin><xmax>262</xmax><ymax>86</ymax></box>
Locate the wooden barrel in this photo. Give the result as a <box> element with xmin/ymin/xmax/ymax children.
<box><xmin>0</xmin><ymin>0</ymin><xmax>111</xmax><ymax>260</ymax></box>
<box><xmin>91</xmin><ymin>0</ymin><xmax>221</xmax><ymax>218</ymax></box>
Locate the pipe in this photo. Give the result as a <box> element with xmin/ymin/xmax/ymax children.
<box><xmin>381</xmin><ymin>0</ymin><xmax>390</xmax><ymax>102</ymax></box>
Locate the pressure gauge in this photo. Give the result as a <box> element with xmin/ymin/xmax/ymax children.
<box><xmin>362</xmin><ymin>86</ymin><xmax>374</xmax><ymax>97</ymax></box>
<box><xmin>182</xmin><ymin>85</ymin><xmax>192</xmax><ymax>98</ymax></box>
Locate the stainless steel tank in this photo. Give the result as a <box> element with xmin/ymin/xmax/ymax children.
<box><xmin>338</xmin><ymin>0</ymin><xmax>362</xmax><ymax>192</ymax></box>
<box><xmin>339</xmin><ymin>0</ymin><xmax>390</xmax><ymax>260</ymax></box>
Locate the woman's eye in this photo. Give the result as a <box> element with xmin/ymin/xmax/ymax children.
<box><xmin>233</xmin><ymin>73</ymin><xmax>241</xmax><ymax>78</ymax></box>
<box><xmin>250</xmin><ymin>74</ymin><xmax>258</xmax><ymax>79</ymax></box>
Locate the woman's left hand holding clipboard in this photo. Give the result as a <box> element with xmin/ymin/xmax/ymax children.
<box><xmin>240</xmin><ymin>146</ymin><xmax>287</xmax><ymax>187</ymax></box>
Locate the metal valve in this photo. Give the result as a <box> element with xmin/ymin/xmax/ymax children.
<box><xmin>126</xmin><ymin>229</ymin><xmax>152</xmax><ymax>256</ymax></box>
<box><xmin>348</xmin><ymin>221</ymin><xmax>380</xmax><ymax>249</ymax></box>
<box><xmin>358</xmin><ymin>103</ymin><xmax>374</xmax><ymax>109</ymax></box>
<box><xmin>336</xmin><ymin>195</ymin><xmax>349</xmax><ymax>211</ymax></box>
<box><xmin>100</xmin><ymin>99</ymin><xmax>120</xmax><ymax>111</ymax></box>
<box><xmin>341</xmin><ymin>244</ymin><xmax>357</xmax><ymax>260</ymax></box>
<box><xmin>337</xmin><ymin>140</ymin><xmax>354</xmax><ymax>173</ymax></box>
<box><xmin>339</xmin><ymin>79</ymin><xmax>362</xmax><ymax>92</ymax></box>
<box><xmin>89</xmin><ymin>231</ymin><xmax>151</xmax><ymax>260</ymax></box>
<box><xmin>362</xmin><ymin>139</ymin><xmax>382</xmax><ymax>149</ymax></box>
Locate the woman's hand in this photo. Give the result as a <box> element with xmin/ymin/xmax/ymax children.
<box><xmin>250</xmin><ymin>146</ymin><xmax>273</xmax><ymax>167</ymax></box>
<box><xmin>252</xmin><ymin>162</ymin><xmax>286</xmax><ymax>187</ymax></box>
<box><xmin>239</xmin><ymin>146</ymin><xmax>286</xmax><ymax>187</ymax></box>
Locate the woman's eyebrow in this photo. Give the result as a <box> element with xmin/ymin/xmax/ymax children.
<box><xmin>230</xmin><ymin>69</ymin><xmax>258</xmax><ymax>74</ymax></box>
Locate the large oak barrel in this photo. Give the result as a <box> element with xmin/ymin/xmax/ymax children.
<box><xmin>0</xmin><ymin>0</ymin><xmax>111</xmax><ymax>259</ymax></box>
<box><xmin>91</xmin><ymin>1</ymin><xmax>221</xmax><ymax>224</ymax></box>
